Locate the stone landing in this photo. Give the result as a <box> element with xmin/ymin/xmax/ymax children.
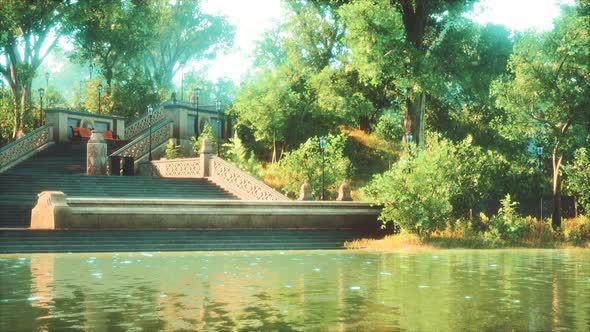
<box><xmin>30</xmin><ymin>191</ymin><xmax>381</xmax><ymax>230</ymax></box>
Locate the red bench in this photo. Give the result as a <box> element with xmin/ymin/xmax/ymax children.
<box><xmin>71</xmin><ymin>127</ymin><xmax>118</xmax><ymax>141</ymax></box>
<box><xmin>102</xmin><ymin>130</ymin><xmax>118</xmax><ymax>141</ymax></box>
<box><xmin>71</xmin><ymin>127</ymin><xmax>93</xmax><ymax>140</ymax></box>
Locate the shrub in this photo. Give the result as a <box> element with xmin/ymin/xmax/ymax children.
<box><xmin>490</xmin><ymin>194</ymin><xmax>527</xmax><ymax>242</ymax></box>
<box><xmin>564</xmin><ymin>148</ymin><xmax>590</xmax><ymax>214</ymax></box>
<box><xmin>222</xmin><ymin>134</ymin><xmax>260</xmax><ymax>177</ymax></box>
<box><xmin>265</xmin><ymin>134</ymin><xmax>353</xmax><ymax>199</ymax></box>
<box><xmin>191</xmin><ymin>123</ymin><xmax>217</xmax><ymax>154</ymax></box>
<box><xmin>164</xmin><ymin>139</ymin><xmax>180</xmax><ymax>159</ymax></box>
<box><xmin>362</xmin><ymin>134</ymin><xmax>507</xmax><ymax>236</ymax></box>
<box><xmin>562</xmin><ymin>215</ymin><xmax>590</xmax><ymax>246</ymax></box>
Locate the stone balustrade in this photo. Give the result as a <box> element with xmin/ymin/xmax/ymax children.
<box><xmin>209</xmin><ymin>157</ymin><xmax>290</xmax><ymax>201</ymax></box>
<box><xmin>124</xmin><ymin>105</ymin><xmax>168</xmax><ymax>140</ymax></box>
<box><xmin>0</xmin><ymin>125</ymin><xmax>54</xmax><ymax>173</ymax></box>
<box><xmin>111</xmin><ymin>120</ymin><xmax>173</xmax><ymax>162</ymax></box>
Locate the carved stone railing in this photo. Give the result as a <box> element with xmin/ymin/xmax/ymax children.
<box><xmin>124</xmin><ymin>105</ymin><xmax>168</xmax><ymax>140</ymax></box>
<box><xmin>209</xmin><ymin>156</ymin><xmax>290</xmax><ymax>201</ymax></box>
<box><xmin>137</xmin><ymin>158</ymin><xmax>201</xmax><ymax>177</ymax></box>
<box><xmin>111</xmin><ymin>119</ymin><xmax>173</xmax><ymax>160</ymax></box>
<box><xmin>0</xmin><ymin>124</ymin><xmax>54</xmax><ymax>173</ymax></box>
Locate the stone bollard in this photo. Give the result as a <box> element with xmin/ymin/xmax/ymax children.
<box><xmin>299</xmin><ymin>181</ymin><xmax>313</xmax><ymax>201</ymax></box>
<box><xmin>199</xmin><ymin>137</ymin><xmax>214</xmax><ymax>177</ymax></box>
<box><xmin>87</xmin><ymin>130</ymin><xmax>107</xmax><ymax>175</ymax></box>
<box><xmin>336</xmin><ymin>180</ymin><xmax>352</xmax><ymax>201</ymax></box>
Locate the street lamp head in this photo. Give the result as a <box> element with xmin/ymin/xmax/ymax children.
<box><xmin>97</xmin><ymin>83</ymin><xmax>103</xmax><ymax>94</ymax></box>
<box><xmin>406</xmin><ymin>131</ymin><xmax>413</xmax><ymax>144</ymax></box>
<box><xmin>216</xmin><ymin>99</ymin><xmax>221</xmax><ymax>111</ymax></box>
<box><xmin>148</xmin><ymin>105</ymin><xmax>154</xmax><ymax>116</ymax></box>
<box><xmin>536</xmin><ymin>145</ymin><xmax>544</xmax><ymax>156</ymax></box>
<box><xmin>45</xmin><ymin>72</ymin><xmax>50</xmax><ymax>80</ymax></box>
<box><xmin>38</xmin><ymin>88</ymin><xmax>45</xmax><ymax>97</ymax></box>
<box><xmin>195</xmin><ymin>87</ymin><xmax>201</xmax><ymax>97</ymax></box>
<box><xmin>319</xmin><ymin>136</ymin><xmax>327</xmax><ymax>150</ymax></box>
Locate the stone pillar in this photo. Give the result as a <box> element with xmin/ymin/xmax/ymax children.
<box><xmin>336</xmin><ymin>180</ymin><xmax>352</xmax><ymax>201</ymax></box>
<box><xmin>87</xmin><ymin>130</ymin><xmax>107</xmax><ymax>175</ymax></box>
<box><xmin>299</xmin><ymin>181</ymin><xmax>313</xmax><ymax>201</ymax></box>
<box><xmin>199</xmin><ymin>137</ymin><xmax>214</xmax><ymax>177</ymax></box>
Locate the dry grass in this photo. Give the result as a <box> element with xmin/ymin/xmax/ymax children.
<box><xmin>345</xmin><ymin>233</ymin><xmax>433</xmax><ymax>250</ymax></box>
<box><xmin>345</xmin><ymin>217</ymin><xmax>590</xmax><ymax>251</ymax></box>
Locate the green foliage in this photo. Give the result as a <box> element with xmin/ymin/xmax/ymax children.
<box><xmin>489</xmin><ymin>195</ymin><xmax>527</xmax><ymax>242</ymax></box>
<box><xmin>222</xmin><ymin>134</ymin><xmax>260</xmax><ymax>177</ymax></box>
<box><xmin>362</xmin><ymin>134</ymin><xmax>507</xmax><ymax>236</ymax></box>
<box><xmin>265</xmin><ymin>134</ymin><xmax>352</xmax><ymax>199</ymax></box>
<box><xmin>164</xmin><ymin>139</ymin><xmax>180</xmax><ymax>159</ymax></box>
<box><xmin>191</xmin><ymin>123</ymin><xmax>216</xmax><ymax>155</ymax></box>
<box><xmin>562</xmin><ymin>216</ymin><xmax>590</xmax><ymax>246</ymax></box>
<box><xmin>564</xmin><ymin>148</ymin><xmax>590</xmax><ymax>213</ymax></box>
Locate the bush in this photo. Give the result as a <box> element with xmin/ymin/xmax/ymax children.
<box><xmin>265</xmin><ymin>134</ymin><xmax>353</xmax><ymax>199</ymax></box>
<box><xmin>362</xmin><ymin>134</ymin><xmax>507</xmax><ymax>236</ymax></box>
<box><xmin>564</xmin><ymin>148</ymin><xmax>590</xmax><ymax>214</ymax></box>
<box><xmin>164</xmin><ymin>139</ymin><xmax>180</xmax><ymax>159</ymax></box>
<box><xmin>191</xmin><ymin>123</ymin><xmax>217</xmax><ymax>154</ymax></box>
<box><xmin>562</xmin><ymin>215</ymin><xmax>590</xmax><ymax>246</ymax></box>
<box><xmin>222</xmin><ymin>134</ymin><xmax>260</xmax><ymax>177</ymax></box>
<box><xmin>489</xmin><ymin>194</ymin><xmax>527</xmax><ymax>242</ymax></box>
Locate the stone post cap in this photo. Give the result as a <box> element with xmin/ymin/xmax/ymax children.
<box><xmin>299</xmin><ymin>181</ymin><xmax>313</xmax><ymax>201</ymax></box>
<box><xmin>89</xmin><ymin>130</ymin><xmax>105</xmax><ymax>143</ymax></box>
<box><xmin>337</xmin><ymin>180</ymin><xmax>352</xmax><ymax>201</ymax></box>
<box><xmin>200</xmin><ymin>137</ymin><xmax>214</xmax><ymax>154</ymax></box>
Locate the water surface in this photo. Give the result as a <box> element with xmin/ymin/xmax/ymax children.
<box><xmin>1</xmin><ymin>249</ymin><xmax>589</xmax><ymax>331</ymax></box>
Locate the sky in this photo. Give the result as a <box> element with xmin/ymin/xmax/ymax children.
<box><xmin>197</xmin><ymin>0</ymin><xmax>574</xmax><ymax>84</ymax></box>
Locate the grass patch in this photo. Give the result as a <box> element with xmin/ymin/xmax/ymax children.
<box><xmin>346</xmin><ymin>216</ymin><xmax>590</xmax><ymax>250</ymax></box>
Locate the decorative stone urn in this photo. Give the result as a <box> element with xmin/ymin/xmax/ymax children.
<box><xmin>299</xmin><ymin>181</ymin><xmax>313</xmax><ymax>201</ymax></box>
<box><xmin>336</xmin><ymin>180</ymin><xmax>352</xmax><ymax>201</ymax></box>
<box><xmin>87</xmin><ymin>130</ymin><xmax>107</xmax><ymax>175</ymax></box>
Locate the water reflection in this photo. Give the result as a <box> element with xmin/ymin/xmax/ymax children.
<box><xmin>0</xmin><ymin>250</ymin><xmax>589</xmax><ymax>331</ymax></box>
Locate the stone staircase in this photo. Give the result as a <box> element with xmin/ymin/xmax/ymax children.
<box><xmin>0</xmin><ymin>142</ymin><xmax>237</xmax><ymax>228</ymax></box>
<box><xmin>0</xmin><ymin>230</ymin><xmax>379</xmax><ymax>253</ymax></box>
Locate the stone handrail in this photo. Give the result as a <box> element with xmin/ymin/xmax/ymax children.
<box><xmin>124</xmin><ymin>105</ymin><xmax>168</xmax><ymax>140</ymax></box>
<box><xmin>0</xmin><ymin>124</ymin><xmax>53</xmax><ymax>173</ymax></box>
<box><xmin>111</xmin><ymin>119</ymin><xmax>173</xmax><ymax>159</ymax></box>
<box><xmin>138</xmin><ymin>158</ymin><xmax>201</xmax><ymax>177</ymax></box>
<box><xmin>209</xmin><ymin>156</ymin><xmax>290</xmax><ymax>201</ymax></box>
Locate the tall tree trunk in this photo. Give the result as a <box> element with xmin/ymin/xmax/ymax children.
<box><xmin>551</xmin><ymin>151</ymin><xmax>564</xmax><ymax>229</ymax></box>
<box><xmin>404</xmin><ymin>93</ymin><xmax>426</xmax><ymax>146</ymax></box>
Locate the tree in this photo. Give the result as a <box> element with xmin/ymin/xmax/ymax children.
<box><xmin>0</xmin><ymin>0</ymin><xmax>69</xmax><ymax>139</ymax></box>
<box><xmin>139</xmin><ymin>0</ymin><xmax>234</xmax><ymax>93</ymax></box>
<box><xmin>66</xmin><ymin>0</ymin><xmax>156</xmax><ymax>96</ymax></box>
<box><xmin>233</xmin><ymin>1</ymin><xmax>351</xmax><ymax>161</ymax></box>
<box><xmin>340</xmin><ymin>0</ymin><xmax>476</xmax><ymax>146</ymax></box>
<box><xmin>493</xmin><ymin>5</ymin><xmax>590</xmax><ymax>228</ymax></box>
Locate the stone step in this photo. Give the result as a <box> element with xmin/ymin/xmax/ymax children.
<box><xmin>0</xmin><ymin>230</ymin><xmax>377</xmax><ymax>253</ymax></box>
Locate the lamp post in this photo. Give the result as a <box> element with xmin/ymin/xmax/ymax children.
<box><xmin>45</xmin><ymin>72</ymin><xmax>49</xmax><ymax>107</ymax></box>
<box><xmin>97</xmin><ymin>83</ymin><xmax>103</xmax><ymax>113</ymax></box>
<box><xmin>38</xmin><ymin>88</ymin><xmax>45</xmax><ymax>126</ymax></box>
<box><xmin>89</xmin><ymin>63</ymin><xmax>93</xmax><ymax>80</ymax></box>
<box><xmin>181</xmin><ymin>72</ymin><xmax>184</xmax><ymax>101</ymax></box>
<box><xmin>319</xmin><ymin>136</ymin><xmax>327</xmax><ymax>200</ymax></box>
<box><xmin>216</xmin><ymin>99</ymin><xmax>221</xmax><ymax>156</ymax></box>
<box><xmin>148</xmin><ymin>105</ymin><xmax>154</xmax><ymax>161</ymax></box>
<box><xmin>194</xmin><ymin>87</ymin><xmax>201</xmax><ymax>135</ymax></box>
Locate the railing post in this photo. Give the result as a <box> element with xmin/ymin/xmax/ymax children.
<box><xmin>199</xmin><ymin>137</ymin><xmax>214</xmax><ymax>177</ymax></box>
<box><xmin>86</xmin><ymin>130</ymin><xmax>107</xmax><ymax>175</ymax></box>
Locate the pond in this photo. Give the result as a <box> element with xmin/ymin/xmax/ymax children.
<box><xmin>1</xmin><ymin>249</ymin><xmax>589</xmax><ymax>331</ymax></box>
